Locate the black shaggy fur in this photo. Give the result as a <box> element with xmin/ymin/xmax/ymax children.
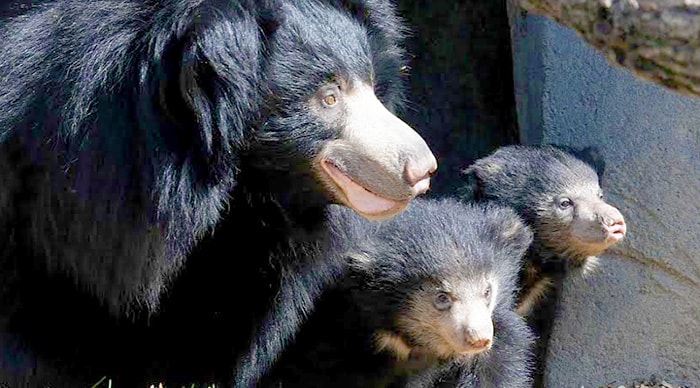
<box><xmin>0</xmin><ymin>0</ymin><xmax>422</xmax><ymax>386</ymax></box>
<box><xmin>261</xmin><ymin>198</ymin><xmax>535</xmax><ymax>388</ymax></box>
<box><xmin>461</xmin><ymin>144</ymin><xmax>622</xmax><ymax>387</ymax></box>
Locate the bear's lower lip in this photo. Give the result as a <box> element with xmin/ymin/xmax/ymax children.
<box><xmin>321</xmin><ymin>160</ymin><xmax>405</xmax><ymax>217</ymax></box>
<box><xmin>456</xmin><ymin>345</ymin><xmax>492</xmax><ymax>356</ymax></box>
<box><xmin>607</xmin><ymin>230</ymin><xmax>625</xmax><ymax>242</ymax></box>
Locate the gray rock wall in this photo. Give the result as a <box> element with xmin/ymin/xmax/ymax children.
<box><xmin>511</xmin><ymin>11</ymin><xmax>700</xmax><ymax>387</ymax></box>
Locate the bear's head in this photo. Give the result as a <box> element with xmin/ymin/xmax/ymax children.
<box><xmin>463</xmin><ymin>144</ymin><xmax>626</xmax><ymax>267</ymax></box>
<box><xmin>254</xmin><ymin>0</ymin><xmax>438</xmax><ymax>220</ymax></box>
<box><xmin>343</xmin><ymin>199</ymin><xmax>532</xmax><ymax>361</ymax></box>
<box><xmin>156</xmin><ymin>0</ymin><xmax>437</xmax><ymax>222</ymax></box>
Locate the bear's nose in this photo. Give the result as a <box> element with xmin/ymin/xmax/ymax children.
<box><xmin>403</xmin><ymin>154</ymin><xmax>437</xmax><ymax>195</ymax></box>
<box><xmin>603</xmin><ymin>214</ymin><xmax>625</xmax><ymax>227</ymax></box>
<box><xmin>599</xmin><ymin>205</ymin><xmax>626</xmax><ymax>239</ymax></box>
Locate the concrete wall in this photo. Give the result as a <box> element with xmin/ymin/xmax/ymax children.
<box><xmin>511</xmin><ymin>11</ymin><xmax>700</xmax><ymax>387</ymax></box>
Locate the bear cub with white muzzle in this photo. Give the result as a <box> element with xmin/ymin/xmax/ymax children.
<box><xmin>261</xmin><ymin>198</ymin><xmax>535</xmax><ymax>388</ymax></box>
<box><xmin>461</xmin><ymin>144</ymin><xmax>627</xmax><ymax>386</ymax></box>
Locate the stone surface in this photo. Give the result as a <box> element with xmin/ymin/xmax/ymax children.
<box><xmin>511</xmin><ymin>11</ymin><xmax>700</xmax><ymax>387</ymax></box>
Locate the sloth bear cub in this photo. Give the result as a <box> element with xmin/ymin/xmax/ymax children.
<box><xmin>462</xmin><ymin>144</ymin><xmax>627</xmax><ymax>386</ymax></box>
<box><xmin>262</xmin><ymin>198</ymin><xmax>535</xmax><ymax>388</ymax></box>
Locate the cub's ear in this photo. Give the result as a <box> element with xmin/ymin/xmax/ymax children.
<box><xmin>501</xmin><ymin>214</ymin><xmax>534</xmax><ymax>258</ymax></box>
<box><xmin>459</xmin><ymin>164</ymin><xmax>487</xmax><ymax>202</ymax></box>
<box><xmin>573</xmin><ymin>145</ymin><xmax>606</xmax><ymax>180</ymax></box>
<box><xmin>326</xmin><ymin>205</ymin><xmax>377</xmax><ymax>274</ymax></box>
<box><xmin>552</xmin><ymin>144</ymin><xmax>606</xmax><ymax>180</ymax></box>
<box><xmin>483</xmin><ymin>205</ymin><xmax>533</xmax><ymax>259</ymax></box>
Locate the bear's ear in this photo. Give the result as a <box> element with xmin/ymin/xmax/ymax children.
<box><xmin>552</xmin><ymin>144</ymin><xmax>606</xmax><ymax>179</ymax></box>
<box><xmin>483</xmin><ymin>206</ymin><xmax>533</xmax><ymax>259</ymax></box>
<box><xmin>500</xmin><ymin>214</ymin><xmax>534</xmax><ymax>258</ymax></box>
<box><xmin>336</xmin><ymin>0</ymin><xmax>408</xmax><ymax>112</ymax></box>
<box><xmin>573</xmin><ymin>145</ymin><xmax>606</xmax><ymax>179</ymax></box>
<box><xmin>459</xmin><ymin>164</ymin><xmax>487</xmax><ymax>202</ymax></box>
<box><xmin>148</xmin><ymin>4</ymin><xmax>270</xmax><ymax>183</ymax></box>
<box><xmin>337</xmin><ymin>0</ymin><xmax>404</xmax><ymax>34</ymax></box>
<box><xmin>254</xmin><ymin>0</ymin><xmax>284</xmax><ymax>39</ymax></box>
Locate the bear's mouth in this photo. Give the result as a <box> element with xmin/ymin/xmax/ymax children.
<box><xmin>606</xmin><ymin>223</ymin><xmax>626</xmax><ymax>242</ymax></box>
<box><xmin>319</xmin><ymin>160</ymin><xmax>408</xmax><ymax>219</ymax></box>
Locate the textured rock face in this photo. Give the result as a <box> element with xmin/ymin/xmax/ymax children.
<box><xmin>510</xmin><ymin>10</ymin><xmax>700</xmax><ymax>387</ymax></box>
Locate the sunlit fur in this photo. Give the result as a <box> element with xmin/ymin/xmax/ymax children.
<box><xmin>374</xmin><ymin>330</ymin><xmax>413</xmax><ymax>360</ymax></box>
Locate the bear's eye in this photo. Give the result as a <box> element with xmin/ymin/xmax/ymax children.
<box><xmin>598</xmin><ymin>191</ymin><xmax>604</xmax><ymax>199</ymax></box>
<box><xmin>558</xmin><ymin>197</ymin><xmax>573</xmax><ymax>209</ymax></box>
<box><xmin>433</xmin><ymin>292</ymin><xmax>452</xmax><ymax>311</ymax></box>
<box><xmin>322</xmin><ymin>93</ymin><xmax>337</xmax><ymax>107</ymax></box>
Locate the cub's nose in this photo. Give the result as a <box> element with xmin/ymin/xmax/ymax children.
<box><xmin>602</xmin><ymin>209</ymin><xmax>626</xmax><ymax>240</ymax></box>
<box><xmin>467</xmin><ymin>337</ymin><xmax>492</xmax><ymax>351</ymax></box>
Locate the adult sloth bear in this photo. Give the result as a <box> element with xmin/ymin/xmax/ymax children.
<box><xmin>0</xmin><ymin>0</ymin><xmax>436</xmax><ymax>386</ymax></box>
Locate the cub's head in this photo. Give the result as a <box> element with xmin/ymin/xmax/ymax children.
<box><xmin>345</xmin><ymin>199</ymin><xmax>532</xmax><ymax>361</ymax></box>
<box><xmin>463</xmin><ymin>145</ymin><xmax>626</xmax><ymax>268</ymax></box>
<box><xmin>388</xmin><ymin>272</ymin><xmax>498</xmax><ymax>360</ymax></box>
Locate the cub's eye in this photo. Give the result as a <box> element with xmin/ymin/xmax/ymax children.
<box><xmin>598</xmin><ymin>191</ymin><xmax>604</xmax><ymax>199</ymax></box>
<box><xmin>322</xmin><ymin>93</ymin><xmax>337</xmax><ymax>107</ymax></box>
<box><xmin>558</xmin><ymin>197</ymin><xmax>573</xmax><ymax>209</ymax></box>
<box><xmin>433</xmin><ymin>292</ymin><xmax>452</xmax><ymax>311</ymax></box>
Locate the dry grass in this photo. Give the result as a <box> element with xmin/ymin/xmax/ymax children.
<box><xmin>89</xmin><ymin>376</ymin><xmax>218</xmax><ymax>388</ymax></box>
